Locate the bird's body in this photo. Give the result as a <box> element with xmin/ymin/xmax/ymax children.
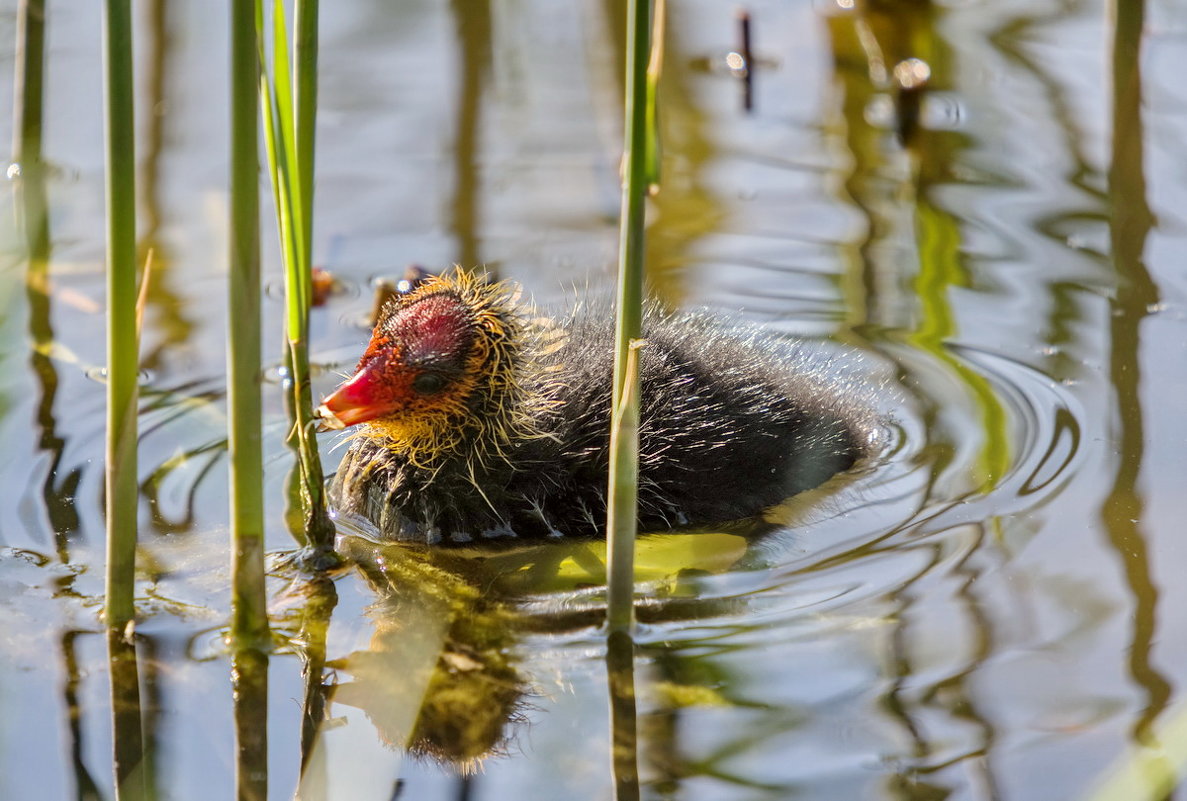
<box><xmin>319</xmin><ymin>271</ymin><xmax>881</xmax><ymax>545</ymax></box>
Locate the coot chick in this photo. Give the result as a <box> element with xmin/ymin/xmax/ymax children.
<box><xmin>318</xmin><ymin>270</ymin><xmax>880</xmax><ymax>544</ymax></box>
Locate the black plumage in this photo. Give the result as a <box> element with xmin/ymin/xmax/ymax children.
<box><xmin>321</xmin><ymin>272</ymin><xmax>881</xmax><ymax>545</ymax></box>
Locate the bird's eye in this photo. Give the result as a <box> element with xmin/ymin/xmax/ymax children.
<box><xmin>412</xmin><ymin>372</ymin><xmax>448</xmax><ymax>395</ymax></box>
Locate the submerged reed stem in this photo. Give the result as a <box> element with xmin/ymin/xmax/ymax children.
<box><xmin>102</xmin><ymin>0</ymin><xmax>138</xmax><ymax>630</ymax></box>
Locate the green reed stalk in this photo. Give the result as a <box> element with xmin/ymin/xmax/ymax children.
<box><xmin>229</xmin><ymin>0</ymin><xmax>268</xmax><ymax>649</ymax></box>
<box><xmin>102</xmin><ymin>0</ymin><xmax>138</xmax><ymax>630</ymax></box>
<box><xmin>606</xmin><ymin>341</ymin><xmax>642</xmax><ymax>635</ymax></box>
<box><xmin>256</xmin><ymin>0</ymin><xmax>336</xmax><ymax>559</ymax></box>
<box><xmin>294</xmin><ymin>0</ymin><xmax>318</xmax><ymax>263</ymax></box>
<box><xmin>605</xmin><ymin>0</ymin><xmax>656</xmax><ymax>636</ymax></box>
<box><xmin>291</xmin><ymin>0</ymin><xmax>334</xmax><ymax>552</ymax></box>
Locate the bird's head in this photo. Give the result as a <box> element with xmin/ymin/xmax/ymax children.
<box><xmin>316</xmin><ymin>271</ymin><xmax>533</xmax><ymax>463</ymax></box>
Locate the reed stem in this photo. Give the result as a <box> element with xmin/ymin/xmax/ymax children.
<box><xmin>102</xmin><ymin>0</ymin><xmax>139</xmax><ymax>630</ymax></box>
<box><xmin>294</xmin><ymin>0</ymin><xmax>318</xmax><ymax>263</ymax></box>
<box><xmin>229</xmin><ymin>0</ymin><xmax>268</xmax><ymax>648</ymax></box>
<box><xmin>605</xmin><ymin>0</ymin><xmax>655</xmax><ymax>637</ymax></box>
<box><xmin>290</xmin><ymin>0</ymin><xmax>334</xmax><ymax>554</ymax></box>
<box><xmin>606</xmin><ymin>341</ymin><xmax>643</xmax><ymax>634</ymax></box>
<box><xmin>256</xmin><ymin>0</ymin><xmax>337</xmax><ymax>561</ymax></box>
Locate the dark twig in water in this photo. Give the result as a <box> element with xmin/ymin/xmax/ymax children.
<box><xmin>737</xmin><ymin>9</ymin><xmax>753</xmax><ymax>112</ymax></box>
<box><xmin>893</xmin><ymin>57</ymin><xmax>930</xmax><ymax>147</ymax></box>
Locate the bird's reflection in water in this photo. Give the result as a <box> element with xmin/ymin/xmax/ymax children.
<box><xmin>331</xmin><ymin>535</ymin><xmax>528</xmax><ymax>766</ymax></box>
<box><xmin>325</xmin><ymin>527</ymin><xmax>750</xmax><ymax>770</ymax></box>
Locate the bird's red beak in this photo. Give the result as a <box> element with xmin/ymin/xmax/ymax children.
<box><xmin>316</xmin><ymin>358</ymin><xmax>400</xmax><ymax>430</ymax></box>
<box><xmin>316</xmin><ymin>288</ymin><xmax>473</xmax><ymax>432</ymax></box>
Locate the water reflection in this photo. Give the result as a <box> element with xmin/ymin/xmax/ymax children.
<box><xmin>107</xmin><ymin>630</ymin><xmax>152</xmax><ymax>801</ymax></box>
<box><xmin>61</xmin><ymin>630</ymin><xmax>104</xmax><ymax>801</ymax></box>
<box><xmin>1103</xmin><ymin>0</ymin><xmax>1170</xmax><ymax>751</ymax></box>
<box><xmin>823</xmin><ymin>3</ymin><xmax>1100</xmax><ymax>797</ymax></box>
<box><xmin>331</xmin><ymin>537</ymin><xmax>528</xmax><ymax>767</ymax></box>
<box><xmin>295</xmin><ymin>577</ymin><xmax>337</xmax><ymax>795</ymax></box>
<box><xmin>900</xmin><ymin>529</ymin><xmax>1002</xmax><ymax>797</ymax></box>
<box><xmin>232</xmin><ymin>647</ymin><xmax>269</xmax><ymax>801</ymax></box>
<box><xmin>448</xmin><ymin>0</ymin><xmax>491</xmax><ymax>271</ymax></box>
<box><xmin>13</xmin><ymin>0</ymin><xmax>84</xmax><ymax>558</ymax></box>
<box><xmin>607</xmin><ymin>630</ymin><xmax>641</xmax><ymax>801</ymax></box>
<box><xmin>828</xmin><ymin>0</ymin><xmax>1008</xmax><ymax>492</ymax></box>
<box><xmin>601</xmin><ymin>0</ymin><xmax>721</xmax><ymax>308</ymax></box>
<box><xmin>136</xmin><ymin>0</ymin><xmax>196</xmax><ymax>375</ymax></box>
<box><xmin>309</xmin><ymin>529</ymin><xmax>750</xmax><ymax>785</ymax></box>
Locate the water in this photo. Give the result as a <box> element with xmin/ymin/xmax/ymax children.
<box><xmin>2</xmin><ymin>0</ymin><xmax>1185</xmax><ymax>799</ymax></box>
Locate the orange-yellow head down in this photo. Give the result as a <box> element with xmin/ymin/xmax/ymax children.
<box><xmin>316</xmin><ymin>270</ymin><xmax>560</xmax><ymax>468</ymax></box>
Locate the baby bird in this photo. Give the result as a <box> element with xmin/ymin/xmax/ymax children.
<box><xmin>317</xmin><ymin>270</ymin><xmax>880</xmax><ymax>545</ymax></box>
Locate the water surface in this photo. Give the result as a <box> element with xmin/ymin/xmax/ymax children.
<box><xmin>2</xmin><ymin>0</ymin><xmax>1186</xmax><ymax>799</ymax></box>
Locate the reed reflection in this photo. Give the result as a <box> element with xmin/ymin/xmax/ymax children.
<box><xmin>839</xmin><ymin>534</ymin><xmax>998</xmax><ymax>798</ymax></box>
<box><xmin>273</xmin><ymin>576</ymin><xmax>338</xmax><ymax>800</ymax></box>
<box><xmin>62</xmin><ymin>630</ymin><xmax>104</xmax><ymax>801</ymax></box>
<box><xmin>992</xmin><ymin>9</ymin><xmax>1110</xmax><ymax>387</ymax></box>
<box><xmin>826</xmin><ymin>2</ymin><xmax>1005</xmax><ymax>794</ymax></box>
<box><xmin>448</xmin><ymin>0</ymin><xmax>491</xmax><ymax>272</ymax></box>
<box><xmin>607</xmin><ymin>629</ymin><xmax>641</xmax><ymax>801</ymax></box>
<box><xmin>296</xmin><ymin>576</ymin><xmax>337</xmax><ymax>794</ymax></box>
<box><xmin>14</xmin><ymin>0</ymin><xmax>85</xmax><ymax>558</ymax></box>
<box><xmin>599</xmin><ymin>0</ymin><xmax>714</xmax><ymax>309</ymax></box>
<box><xmin>232</xmin><ymin>646</ymin><xmax>269</xmax><ymax>801</ymax></box>
<box><xmin>899</xmin><ymin>9</ymin><xmax>1009</xmax><ymax>492</ymax></box>
<box><xmin>1102</xmin><ymin>0</ymin><xmax>1171</xmax><ymax>749</ymax></box>
<box><xmin>12</xmin><ymin>0</ymin><xmax>46</xmax><ymax>243</ymax></box>
<box><xmin>824</xmin><ymin>0</ymin><xmax>1015</xmax><ymax>501</ymax></box>
<box><xmin>137</xmin><ymin>0</ymin><xmax>194</xmax><ymax>377</ymax></box>
<box><xmin>136</xmin><ymin>0</ymin><xmax>215</xmax><ymax>539</ymax></box>
<box><xmin>887</xmin><ymin>533</ymin><xmax>1002</xmax><ymax>798</ymax></box>
<box><xmin>107</xmin><ymin>630</ymin><xmax>153</xmax><ymax>801</ymax></box>
<box><xmin>635</xmin><ymin>633</ymin><xmax>817</xmax><ymax>797</ymax></box>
